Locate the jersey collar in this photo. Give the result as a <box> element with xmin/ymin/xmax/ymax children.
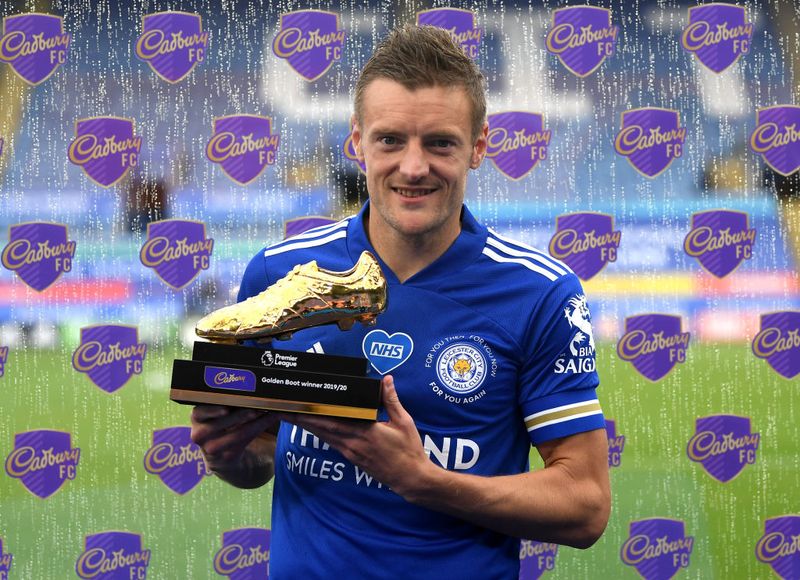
<box><xmin>346</xmin><ymin>200</ymin><xmax>488</xmax><ymax>287</ymax></box>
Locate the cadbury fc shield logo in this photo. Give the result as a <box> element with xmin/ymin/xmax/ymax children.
<box><xmin>416</xmin><ymin>8</ymin><xmax>482</xmax><ymax>60</ymax></box>
<box><xmin>0</xmin><ymin>537</ymin><xmax>11</xmax><ymax>578</ymax></box>
<box><xmin>68</xmin><ymin>117</ymin><xmax>142</xmax><ymax>188</ymax></box>
<box><xmin>72</xmin><ymin>325</ymin><xmax>147</xmax><ymax>393</ymax></box>
<box><xmin>615</xmin><ymin>108</ymin><xmax>686</xmax><ymax>178</ymax></box>
<box><xmin>617</xmin><ymin>314</ymin><xmax>690</xmax><ymax>382</ymax></box>
<box><xmin>140</xmin><ymin>219</ymin><xmax>213</xmax><ymax>290</ymax></box>
<box><xmin>519</xmin><ymin>541</ymin><xmax>557</xmax><ymax>579</ymax></box>
<box><xmin>206</xmin><ymin>115</ymin><xmax>280</xmax><ymax>186</ymax></box>
<box><xmin>687</xmin><ymin>415</ymin><xmax>759</xmax><ymax>483</ymax></box>
<box><xmin>5</xmin><ymin>429</ymin><xmax>79</xmax><ymax>499</ymax></box>
<box><xmin>757</xmin><ymin>516</ymin><xmax>800</xmax><ymax>579</ymax></box>
<box><xmin>144</xmin><ymin>426</ymin><xmax>211</xmax><ymax>495</ymax></box>
<box><xmin>214</xmin><ymin>528</ymin><xmax>271</xmax><ymax>579</ymax></box>
<box><xmin>750</xmin><ymin>106</ymin><xmax>800</xmax><ymax>177</ymax></box>
<box><xmin>546</xmin><ymin>7</ymin><xmax>618</xmax><ymax>77</ymax></box>
<box><xmin>682</xmin><ymin>4</ymin><xmax>752</xmax><ymax>73</ymax></box>
<box><xmin>135</xmin><ymin>11</ymin><xmax>208</xmax><ymax>83</ymax></box>
<box><xmin>605</xmin><ymin>419</ymin><xmax>625</xmax><ymax>468</ymax></box>
<box><xmin>0</xmin><ymin>13</ymin><xmax>70</xmax><ymax>85</ymax></box>
<box><xmin>549</xmin><ymin>213</ymin><xmax>621</xmax><ymax>280</ymax></box>
<box><xmin>486</xmin><ymin>112</ymin><xmax>551</xmax><ymax>180</ymax></box>
<box><xmin>76</xmin><ymin>531</ymin><xmax>151</xmax><ymax>580</ymax></box>
<box><xmin>2</xmin><ymin>222</ymin><xmax>76</xmax><ymax>291</ymax></box>
<box><xmin>272</xmin><ymin>10</ymin><xmax>344</xmax><ymax>81</ymax></box>
<box><xmin>684</xmin><ymin>210</ymin><xmax>756</xmax><ymax>278</ymax></box>
<box><xmin>621</xmin><ymin>519</ymin><xmax>693</xmax><ymax>580</ymax></box>
<box><xmin>752</xmin><ymin>311</ymin><xmax>800</xmax><ymax>379</ymax></box>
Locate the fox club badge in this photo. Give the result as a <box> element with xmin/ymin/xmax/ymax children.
<box><xmin>486</xmin><ymin>112</ymin><xmax>551</xmax><ymax>180</ymax></box>
<box><xmin>68</xmin><ymin>117</ymin><xmax>142</xmax><ymax>188</ymax></box>
<box><xmin>615</xmin><ymin>108</ymin><xmax>686</xmax><ymax>178</ymax></box>
<box><xmin>0</xmin><ymin>13</ymin><xmax>70</xmax><ymax>85</ymax></box>
<box><xmin>272</xmin><ymin>10</ymin><xmax>345</xmax><ymax>81</ymax></box>
<box><xmin>681</xmin><ymin>3</ymin><xmax>752</xmax><ymax>73</ymax></box>
<box><xmin>2</xmin><ymin>222</ymin><xmax>76</xmax><ymax>292</ymax></box>
<box><xmin>545</xmin><ymin>6</ymin><xmax>618</xmax><ymax>77</ymax></box>
<box><xmin>135</xmin><ymin>11</ymin><xmax>208</xmax><ymax>83</ymax></box>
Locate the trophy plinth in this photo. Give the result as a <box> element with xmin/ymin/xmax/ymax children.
<box><xmin>170</xmin><ymin>341</ymin><xmax>381</xmax><ymax>420</ymax></box>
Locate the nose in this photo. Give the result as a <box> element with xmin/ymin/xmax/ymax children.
<box><xmin>398</xmin><ymin>140</ymin><xmax>429</xmax><ymax>181</ymax></box>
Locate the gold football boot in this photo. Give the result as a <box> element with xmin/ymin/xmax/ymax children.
<box><xmin>196</xmin><ymin>250</ymin><xmax>387</xmax><ymax>341</ymax></box>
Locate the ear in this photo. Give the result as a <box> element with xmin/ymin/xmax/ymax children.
<box><xmin>350</xmin><ymin>114</ymin><xmax>365</xmax><ymax>162</ymax></box>
<box><xmin>469</xmin><ymin>120</ymin><xmax>489</xmax><ymax>169</ymax></box>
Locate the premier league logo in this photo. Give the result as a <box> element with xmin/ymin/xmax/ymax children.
<box><xmin>486</xmin><ymin>112</ymin><xmax>551</xmax><ymax>180</ymax></box>
<box><xmin>135</xmin><ymin>11</ymin><xmax>208</xmax><ymax>83</ymax></box>
<box><xmin>0</xmin><ymin>537</ymin><xmax>11</xmax><ymax>577</ymax></box>
<box><xmin>2</xmin><ymin>222</ymin><xmax>76</xmax><ymax>292</ymax></box>
<box><xmin>615</xmin><ymin>108</ymin><xmax>686</xmax><ymax>178</ymax></box>
<box><xmin>519</xmin><ymin>541</ymin><xmax>557</xmax><ymax>579</ymax></box>
<box><xmin>76</xmin><ymin>532</ymin><xmax>151</xmax><ymax>580</ymax></box>
<box><xmin>0</xmin><ymin>13</ymin><xmax>70</xmax><ymax>85</ymax></box>
<box><xmin>206</xmin><ymin>115</ymin><xmax>280</xmax><ymax>186</ymax></box>
<box><xmin>545</xmin><ymin>7</ymin><xmax>618</xmax><ymax>77</ymax></box>
<box><xmin>416</xmin><ymin>8</ymin><xmax>482</xmax><ymax>60</ymax></box>
<box><xmin>684</xmin><ymin>210</ymin><xmax>756</xmax><ymax>278</ymax></box>
<box><xmin>756</xmin><ymin>516</ymin><xmax>800</xmax><ymax>579</ymax></box>
<box><xmin>621</xmin><ymin>519</ymin><xmax>693</xmax><ymax>579</ymax></box>
<box><xmin>752</xmin><ymin>311</ymin><xmax>800</xmax><ymax>379</ymax></box>
<box><xmin>72</xmin><ymin>325</ymin><xmax>147</xmax><ymax>393</ymax></box>
<box><xmin>284</xmin><ymin>216</ymin><xmax>336</xmax><ymax>239</ymax></box>
<box><xmin>687</xmin><ymin>415</ymin><xmax>759</xmax><ymax>483</ymax></box>
<box><xmin>617</xmin><ymin>314</ymin><xmax>690</xmax><ymax>382</ymax></box>
<box><xmin>143</xmin><ymin>426</ymin><xmax>211</xmax><ymax>495</ymax></box>
<box><xmin>4</xmin><ymin>429</ymin><xmax>79</xmax><ymax>499</ymax></box>
<box><xmin>213</xmin><ymin>528</ymin><xmax>271</xmax><ymax>580</ymax></box>
<box><xmin>68</xmin><ymin>117</ymin><xmax>142</xmax><ymax>188</ymax></box>
<box><xmin>343</xmin><ymin>124</ymin><xmax>366</xmax><ymax>174</ymax></box>
<box><xmin>682</xmin><ymin>4</ymin><xmax>752</xmax><ymax>73</ymax></box>
<box><xmin>140</xmin><ymin>220</ymin><xmax>213</xmax><ymax>290</ymax></box>
<box><xmin>272</xmin><ymin>10</ymin><xmax>345</xmax><ymax>81</ymax></box>
<box><xmin>750</xmin><ymin>106</ymin><xmax>800</xmax><ymax>176</ymax></box>
<box><xmin>548</xmin><ymin>213</ymin><xmax>621</xmax><ymax>280</ymax></box>
<box><xmin>606</xmin><ymin>419</ymin><xmax>625</xmax><ymax>468</ymax></box>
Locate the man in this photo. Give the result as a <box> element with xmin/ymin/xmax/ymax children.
<box><xmin>191</xmin><ymin>25</ymin><xmax>610</xmax><ymax>578</ymax></box>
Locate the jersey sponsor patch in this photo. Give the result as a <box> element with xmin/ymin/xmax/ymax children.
<box><xmin>554</xmin><ymin>294</ymin><xmax>596</xmax><ymax>374</ymax></box>
<box><xmin>362</xmin><ymin>330</ymin><xmax>413</xmax><ymax>374</ymax></box>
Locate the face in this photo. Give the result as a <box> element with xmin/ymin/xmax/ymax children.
<box><xmin>352</xmin><ymin>79</ymin><xmax>487</xmax><ymax>245</ymax></box>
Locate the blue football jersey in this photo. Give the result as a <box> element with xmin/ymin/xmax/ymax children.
<box><xmin>237</xmin><ymin>202</ymin><xmax>604</xmax><ymax>579</ymax></box>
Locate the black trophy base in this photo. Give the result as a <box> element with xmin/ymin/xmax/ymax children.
<box><xmin>170</xmin><ymin>341</ymin><xmax>381</xmax><ymax>420</ymax></box>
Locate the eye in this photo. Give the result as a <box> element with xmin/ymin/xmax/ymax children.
<box><xmin>379</xmin><ymin>136</ymin><xmax>397</xmax><ymax>145</ymax></box>
<box><xmin>432</xmin><ymin>139</ymin><xmax>454</xmax><ymax>149</ymax></box>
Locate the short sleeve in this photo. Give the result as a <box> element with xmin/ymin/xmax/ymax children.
<box><xmin>517</xmin><ymin>273</ymin><xmax>604</xmax><ymax>445</ymax></box>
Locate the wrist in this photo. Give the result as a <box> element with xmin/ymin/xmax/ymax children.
<box><xmin>396</xmin><ymin>459</ymin><xmax>447</xmax><ymax>505</ymax></box>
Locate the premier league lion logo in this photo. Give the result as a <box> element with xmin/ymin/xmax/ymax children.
<box><xmin>564</xmin><ymin>294</ymin><xmax>595</xmax><ymax>356</ymax></box>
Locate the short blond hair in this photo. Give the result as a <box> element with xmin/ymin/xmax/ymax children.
<box><xmin>354</xmin><ymin>24</ymin><xmax>487</xmax><ymax>141</ymax></box>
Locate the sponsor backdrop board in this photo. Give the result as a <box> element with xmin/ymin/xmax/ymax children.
<box><xmin>0</xmin><ymin>1</ymin><xmax>798</xmax><ymax>578</ymax></box>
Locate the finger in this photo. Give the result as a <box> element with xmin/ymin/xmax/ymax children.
<box><xmin>381</xmin><ymin>375</ymin><xmax>407</xmax><ymax>423</ymax></box>
<box><xmin>191</xmin><ymin>405</ymin><xmax>232</xmax><ymax>422</ymax></box>
<box><xmin>202</xmin><ymin>413</ymin><xmax>276</xmax><ymax>459</ymax></box>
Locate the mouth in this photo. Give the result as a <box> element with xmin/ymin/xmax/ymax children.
<box><xmin>391</xmin><ymin>187</ymin><xmax>438</xmax><ymax>198</ymax></box>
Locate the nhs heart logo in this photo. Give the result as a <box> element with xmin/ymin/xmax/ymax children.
<box><xmin>362</xmin><ymin>330</ymin><xmax>413</xmax><ymax>375</ymax></box>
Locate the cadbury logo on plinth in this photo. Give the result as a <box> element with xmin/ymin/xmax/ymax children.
<box><xmin>519</xmin><ymin>540</ymin><xmax>557</xmax><ymax>580</ymax></box>
<box><xmin>682</xmin><ymin>3</ymin><xmax>752</xmax><ymax>73</ymax></box>
<box><xmin>0</xmin><ymin>13</ymin><xmax>70</xmax><ymax>85</ymax></box>
<box><xmin>546</xmin><ymin>6</ymin><xmax>618</xmax><ymax>77</ymax></box>
<box><xmin>684</xmin><ymin>210</ymin><xmax>756</xmax><ymax>278</ymax></box>
<box><xmin>750</xmin><ymin>106</ymin><xmax>800</xmax><ymax>177</ymax></box>
<box><xmin>621</xmin><ymin>519</ymin><xmax>693</xmax><ymax>580</ymax></box>
<box><xmin>140</xmin><ymin>220</ymin><xmax>213</xmax><ymax>290</ymax></box>
<box><xmin>687</xmin><ymin>415</ymin><xmax>759</xmax><ymax>483</ymax></box>
<box><xmin>144</xmin><ymin>426</ymin><xmax>211</xmax><ymax>495</ymax></box>
<box><xmin>486</xmin><ymin>112</ymin><xmax>550</xmax><ymax>180</ymax></box>
<box><xmin>2</xmin><ymin>222</ymin><xmax>76</xmax><ymax>292</ymax></box>
<box><xmin>4</xmin><ymin>429</ymin><xmax>79</xmax><ymax>499</ymax></box>
<box><xmin>68</xmin><ymin>117</ymin><xmax>142</xmax><ymax>188</ymax></box>
<box><xmin>272</xmin><ymin>10</ymin><xmax>345</xmax><ymax>81</ymax></box>
<box><xmin>752</xmin><ymin>311</ymin><xmax>800</xmax><ymax>379</ymax></box>
<box><xmin>756</xmin><ymin>515</ymin><xmax>800</xmax><ymax>579</ymax></box>
<box><xmin>416</xmin><ymin>8</ymin><xmax>482</xmax><ymax>60</ymax></box>
<box><xmin>76</xmin><ymin>531</ymin><xmax>150</xmax><ymax>580</ymax></box>
<box><xmin>135</xmin><ymin>11</ymin><xmax>208</xmax><ymax>83</ymax></box>
<box><xmin>615</xmin><ymin>108</ymin><xmax>686</xmax><ymax>178</ymax></box>
<box><xmin>213</xmin><ymin>528</ymin><xmax>271</xmax><ymax>579</ymax></box>
<box><xmin>605</xmin><ymin>419</ymin><xmax>625</xmax><ymax>468</ymax></box>
<box><xmin>549</xmin><ymin>212</ymin><xmax>621</xmax><ymax>280</ymax></box>
<box><xmin>72</xmin><ymin>325</ymin><xmax>147</xmax><ymax>394</ymax></box>
<box><xmin>206</xmin><ymin>115</ymin><xmax>280</xmax><ymax>186</ymax></box>
<box><xmin>617</xmin><ymin>314</ymin><xmax>690</xmax><ymax>382</ymax></box>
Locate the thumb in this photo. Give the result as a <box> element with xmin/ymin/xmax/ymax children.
<box><xmin>381</xmin><ymin>375</ymin><xmax>407</xmax><ymax>423</ymax></box>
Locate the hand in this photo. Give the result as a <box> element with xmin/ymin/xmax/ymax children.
<box><xmin>190</xmin><ymin>405</ymin><xmax>279</xmax><ymax>472</ymax></box>
<box><xmin>282</xmin><ymin>375</ymin><xmax>434</xmax><ymax>499</ymax></box>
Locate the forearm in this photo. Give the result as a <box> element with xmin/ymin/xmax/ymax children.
<box><xmin>206</xmin><ymin>433</ymin><xmax>276</xmax><ymax>489</ymax></box>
